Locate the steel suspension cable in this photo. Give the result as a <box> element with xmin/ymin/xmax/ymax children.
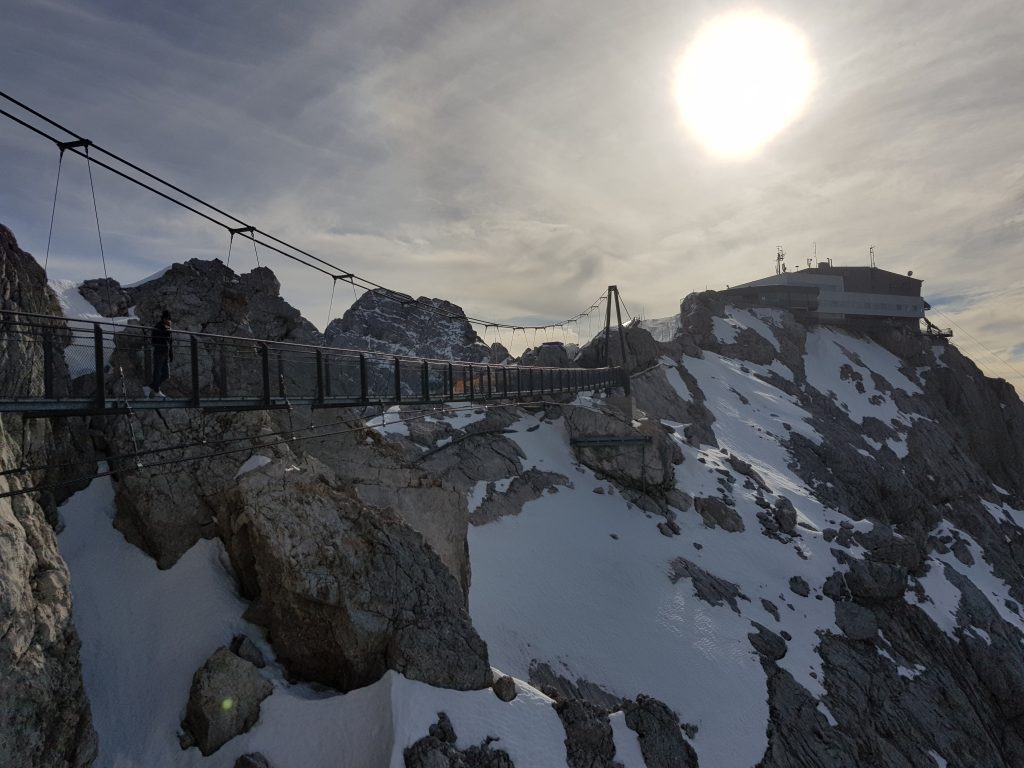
<box><xmin>43</xmin><ymin>148</ymin><xmax>64</xmax><ymax>274</ymax></box>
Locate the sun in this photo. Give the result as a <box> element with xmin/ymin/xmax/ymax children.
<box><xmin>673</xmin><ymin>10</ymin><xmax>817</xmax><ymax>159</ymax></box>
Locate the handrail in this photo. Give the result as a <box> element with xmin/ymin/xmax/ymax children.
<box><xmin>0</xmin><ymin>309</ymin><xmax>606</xmax><ymax>371</ymax></box>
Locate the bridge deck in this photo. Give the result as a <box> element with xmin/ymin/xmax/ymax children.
<box><xmin>0</xmin><ymin>310</ymin><xmax>625</xmax><ymax>418</ymax></box>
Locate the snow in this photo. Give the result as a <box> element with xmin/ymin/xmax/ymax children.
<box><xmin>468</xmin><ymin>395</ymin><xmax>852</xmax><ymax>766</ymax></box>
<box><xmin>992</xmin><ymin>483</ymin><xmax>1010</xmax><ymax>496</ymax></box>
<box><xmin>468</xmin><ymin>480</ymin><xmax>489</xmax><ymax>514</ymax></box>
<box><xmin>123</xmin><ymin>266</ymin><xmax>172</xmax><ymax>288</ymax></box>
<box><xmin>235</xmin><ymin>454</ymin><xmax>272</xmax><ymax>479</ymax></box>
<box><xmin>50</xmin><ymin>278</ymin><xmax>137</xmax><ymax>375</ymax></box>
<box><xmin>928</xmin><ymin>749</ymin><xmax>949</xmax><ymax>767</ymax></box>
<box><xmin>662</xmin><ymin>360</ymin><xmax>692</xmax><ymax>403</ymax></box>
<box><xmin>366</xmin><ymin>405</ymin><xmax>411</xmax><ymax>437</ymax></box>
<box><xmin>57</xmin><ymin>470</ymin><xmax>570</xmax><ymax>768</ymax></box>
<box><xmin>711</xmin><ymin>316</ymin><xmax>738</xmax><ymax>344</ymax></box>
<box><xmin>724</xmin><ymin>308</ymin><xmax>781</xmax><ymax>351</ymax></box>
<box><xmin>641</xmin><ymin>315</ymin><xmax>681</xmax><ymax>343</ymax></box>
<box><xmin>608</xmin><ymin>712</ymin><xmax>646</xmax><ymax>768</ymax></box>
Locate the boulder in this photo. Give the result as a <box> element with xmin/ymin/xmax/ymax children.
<box><xmin>218</xmin><ymin>457</ymin><xmax>491</xmax><ymax>692</ymax></box>
<box><xmin>565</xmin><ymin>406</ymin><xmax>682</xmax><ymax>497</ymax></box>
<box><xmin>180</xmin><ymin>648</ymin><xmax>272</xmax><ymax>756</ymax></box>
<box><xmin>749</xmin><ymin>623</ymin><xmax>788</xmax><ymax>661</ymax></box>
<box><xmin>845</xmin><ymin>560</ymin><xmax>908</xmax><ymax>604</ymax></box>
<box><xmin>693</xmin><ymin>496</ymin><xmax>744</xmax><ymax>533</ymax></box>
<box><xmin>669</xmin><ymin>558</ymin><xmax>749</xmax><ymax>614</ymax></box>
<box><xmin>492</xmin><ymin>674</ymin><xmax>517</xmax><ymax>703</ymax></box>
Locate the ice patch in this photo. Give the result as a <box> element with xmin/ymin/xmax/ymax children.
<box><xmin>367</xmin><ymin>405</ymin><xmax>411</xmax><ymax>436</ymax></box>
<box><xmin>712</xmin><ymin>316</ymin><xmax>738</xmax><ymax>344</ymax></box>
<box><xmin>236</xmin><ymin>454</ymin><xmax>272</xmax><ymax>479</ymax></box>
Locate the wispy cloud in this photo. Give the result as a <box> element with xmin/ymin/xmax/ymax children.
<box><xmin>1</xmin><ymin>0</ymin><xmax>1021</xmax><ymax>392</ymax></box>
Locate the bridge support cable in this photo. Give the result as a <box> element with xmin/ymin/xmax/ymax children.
<box><xmin>2</xmin><ymin>89</ymin><xmax>615</xmax><ymax>340</ymax></box>
<box><xmin>43</xmin><ymin>147</ymin><xmax>66</xmax><ymax>275</ymax></box>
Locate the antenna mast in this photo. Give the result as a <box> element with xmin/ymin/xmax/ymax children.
<box><xmin>869</xmin><ymin>245</ymin><xmax>876</xmax><ymax>268</ymax></box>
<box><xmin>775</xmin><ymin>246</ymin><xmax>786</xmax><ymax>275</ymax></box>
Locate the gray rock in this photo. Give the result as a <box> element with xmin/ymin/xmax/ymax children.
<box><xmin>405</xmin><ymin>713</ymin><xmax>515</xmax><ymax>767</ymax></box>
<box><xmin>181</xmin><ymin>648</ymin><xmax>272</xmax><ymax>756</ymax></box>
<box><xmin>492</xmin><ymin>674</ymin><xmax>517</xmax><ymax>703</ymax></box>
<box><xmin>773</xmin><ymin>497</ymin><xmax>798</xmax><ymax>535</ymax></box>
<box><xmin>0</xmin><ymin>225</ymin><xmax>97</xmax><ymax>767</ymax></box>
<box><xmin>219</xmin><ymin>457</ymin><xmax>491</xmax><ymax>692</ymax></box>
<box><xmin>234</xmin><ymin>753</ymin><xmax>273</xmax><ymax>768</ymax></box>
<box><xmin>749</xmin><ymin>622</ymin><xmax>788</xmax><ymax>661</ymax></box>
<box><xmin>554</xmin><ymin>698</ymin><xmax>622</xmax><ymax>768</ymax></box>
<box><xmin>78</xmin><ymin>277</ymin><xmax>131</xmax><ymax>317</ymax></box>
<box><xmin>326</xmin><ymin>289</ymin><xmax>493</xmax><ymax>362</ymax></box>
<box><xmin>789</xmin><ymin>576</ymin><xmax>811</xmax><ymax>597</ymax></box>
<box><xmin>565</xmin><ymin>405</ymin><xmax>682</xmax><ymax>500</ymax></box>
<box><xmin>669</xmin><ymin>558</ymin><xmax>749</xmax><ymax>614</ymax></box>
<box><xmin>834</xmin><ymin>602</ymin><xmax>878</xmax><ymax>641</ymax></box>
<box><xmin>693</xmin><ymin>496</ymin><xmax>745</xmax><ymax>532</ymax></box>
<box><xmin>622</xmin><ymin>695</ymin><xmax>698</xmax><ymax>768</ymax></box>
<box><xmin>471</xmin><ymin>469</ymin><xmax>570</xmax><ymax>526</ymax></box>
<box><xmin>845</xmin><ymin>560</ymin><xmax>908</xmax><ymax>604</ymax></box>
<box><xmin>230</xmin><ymin>635</ymin><xmax>266</xmax><ymax>669</ymax></box>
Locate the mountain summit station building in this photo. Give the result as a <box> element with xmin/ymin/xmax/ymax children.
<box><xmin>719</xmin><ymin>262</ymin><xmax>927</xmax><ymax>329</ymax></box>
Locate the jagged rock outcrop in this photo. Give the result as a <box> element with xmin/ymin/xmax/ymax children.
<box><xmin>180</xmin><ymin>647</ymin><xmax>272</xmax><ymax>756</ymax></box>
<box><xmin>563</xmin><ymin>403</ymin><xmax>682</xmax><ymax>506</ymax></box>
<box><xmin>0</xmin><ymin>225</ymin><xmax>96</xmax><ymax>767</ymax></box>
<box><xmin>404</xmin><ymin>712</ymin><xmax>515</xmax><ymax>767</ymax></box>
<box><xmin>218</xmin><ymin>457</ymin><xmax>491</xmax><ymax>692</ymax></box>
<box><xmin>554</xmin><ymin>698</ymin><xmax>622</xmax><ymax>768</ymax></box>
<box><xmin>326</xmin><ymin>289</ymin><xmax>493</xmax><ymax>361</ymax></box>
<box><xmin>78</xmin><ymin>278</ymin><xmax>131</xmax><ymax>317</ymax></box>
<box><xmin>622</xmin><ymin>695</ymin><xmax>698</xmax><ymax>768</ymax></box>
<box><xmin>127</xmin><ymin>259</ymin><xmax>320</xmax><ymax>344</ymax></box>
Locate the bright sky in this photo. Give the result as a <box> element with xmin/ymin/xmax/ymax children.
<box><xmin>1</xmin><ymin>0</ymin><xmax>1021</xmax><ymax>392</ymax></box>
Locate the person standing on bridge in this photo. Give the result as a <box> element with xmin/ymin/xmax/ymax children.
<box><xmin>149</xmin><ymin>310</ymin><xmax>174</xmax><ymax>398</ymax></box>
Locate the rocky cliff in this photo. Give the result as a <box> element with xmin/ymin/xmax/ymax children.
<box><xmin>0</xmin><ymin>226</ymin><xmax>96</xmax><ymax>767</ymax></box>
<box><xmin>4</xmin><ymin>230</ymin><xmax>1024</xmax><ymax>767</ymax></box>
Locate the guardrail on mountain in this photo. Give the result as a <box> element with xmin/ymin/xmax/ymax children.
<box><xmin>0</xmin><ymin>310</ymin><xmax>626</xmax><ymax>417</ymax></box>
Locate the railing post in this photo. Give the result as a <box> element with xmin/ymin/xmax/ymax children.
<box><xmin>359</xmin><ymin>354</ymin><xmax>368</xmax><ymax>402</ymax></box>
<box><xmin>486</xmin><ymin>365</ymin><xmax>492</xmax><ymax>400</ymax></box>
<box><xmin>260</xmin><ymin>343</ymin><xmax>271</xmax><ymax>405</ymax></box>
<box><xmin>421</xmin><ymin>360</ymin><xmax>430</xmax><ymax>403</ymax></box>
<box><xmin>42</xmin><ymin>330</ymin><xmax>54</xmax><ymax>399</ymax></box>
<box><xmin>466</xmin><ymin>366</ymin><xmax>472</xmax><ymax>401</ymax></box>
<box><xmin>325</xmin><ymin>353</ymin><xmax>334</xmax><ymax>398</ymax></box>
<box><xmin>93</xmin><ymin>324</ymin><xmax>105</xmax><ymax>411</ymax></box>
<box><xmin>503</xmin><ymin>367</ymin><xmax>509</xmax><ymax>399</ymax></box>
<box><xmin>623</xmin><ymin>367</ymin><xmax>631</xmax><ymax>396</ymax></box>
<box><xmin>190</xmin><ymin>335</ymin><xmax>200</xmax><ymax>407</ymax></box>
<box><xmin>528</xmin><ymin>367</ymin><xmax>534</xmax><ymax>397</ymax></box>
<box><xmin>218</xmin><ymin>344</ymin><xmax>227</xmax><ymax>396</ymax></box>
<box><xmin>516</xmin><ymin>367</ymin><xmax>522</xmax><ymax>401</ymax></box>
<box><xmin>315</xmin><ymin>349</ymin><xmax>325</xmax><ymax>404</ymax></box>
<box><xmin>394</xmin><ymin>356</ymin><xmax>402</xmax><ymax>403</ymax></box>
<box><xmin>447</xmin><ymin>362</ymin><xmax>454</xmax><ymax>401</ymax></box>
<box><xmin>277</xmin><ymin>349</ymin><xmax>286</xmax><ymax>397</ymax></box>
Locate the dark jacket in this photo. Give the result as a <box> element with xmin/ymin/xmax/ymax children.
<box><xmin>152</xmin><ymin>321</ymin><xmax>173</xmax><ymax>359</ymax></box>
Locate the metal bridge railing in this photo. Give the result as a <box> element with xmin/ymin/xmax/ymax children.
<box><xmin>0</xmin><ymin>310</ymin><xmax>627</xmax><ymax>416</ymax></box>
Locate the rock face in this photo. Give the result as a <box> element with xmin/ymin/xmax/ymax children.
<box><xmin>326</xmin><ymin>289</ymin><xmax>494</xmax><ymax>362</ymax></box>
<box><xmin>564</xmin><ymin>403</ymin><xmax>682</xmax><ymax>505</ymax></box>
<box><xmin>0</xmin><ymin>224</ymin><xmax>96</xmax><ymax>767</ymax></box>
<box><xmin>622</xmin><ymin>695</ymin><xmax>698</xmax><ymax>768</ymax></box>
<box><xmin>218</xmin><ymin>458</ymin><xmax>491</xmax><ymax>692</ymax></box>
<box><xmin>554</xmin><ymin>698</ymin><xmax>622</xmax><ymax>768</ymax></box>
<box><xmin>0</xmin><ymin>421</ymin><xmax>96</xmax><ymax>768</ymax></box>
<box><xmin>404</xmin><ymin>712</ymin><xmax>515</xmax><ymax>767</ymax></box>
<box><xmin>180</xmin><ymin>647</ymin><xmax>272</xmax><ymax>756</ymax></box>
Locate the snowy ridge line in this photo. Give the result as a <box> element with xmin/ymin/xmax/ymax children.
<box><xmin>0</xmin><ymin>400</ymin><xmax>551</xmax><ymax>500</ymax></box>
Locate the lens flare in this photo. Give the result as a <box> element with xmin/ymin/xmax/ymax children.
<box><xmin>674</xmin><ymin>10</ymin><xmax>817</xmax><ymax>159</ymax></box>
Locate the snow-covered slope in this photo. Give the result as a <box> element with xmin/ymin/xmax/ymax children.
<box><xmin>34</xmin><ymin>275</ymin><xmax>1024</xmax><ymax>768</ymax></box>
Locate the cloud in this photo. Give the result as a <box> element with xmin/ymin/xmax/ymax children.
<box><xmin>1</xmin><ymin>0</ymin><xmax>1021</xmax><ymax>393</ymax></box>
